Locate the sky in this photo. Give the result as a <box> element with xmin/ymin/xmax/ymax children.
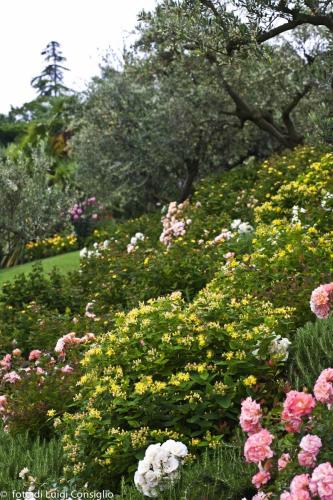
<box><xmin>0</xmin><ymin>0</ymin><xmax>157</xmax><ymax>114</ymax></box>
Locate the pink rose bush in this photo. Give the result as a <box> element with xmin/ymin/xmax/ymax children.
<box><xmin>0</xmin><ymin>331</ymin><xmax>96</xmax><ymax>435</ymax></box>
<box><xmin>159</xmin><ymin>200</ymin><xmax>191</xmax><ymax>247</ymax></box>
<box><xmin>310</xmin><ymin>283</ymin><xmax>333</xmax><ymax>319</ymax></box>
<box><xmin>240</xmin><ymin>368</ymin><xmax>333</xmax><ymax>499</ymax></box>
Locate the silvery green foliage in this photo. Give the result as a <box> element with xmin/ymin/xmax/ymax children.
<box><xmin>0</xmin><ymin>144</ymin><xmax>73</xmax><ymax>261</ymax></box>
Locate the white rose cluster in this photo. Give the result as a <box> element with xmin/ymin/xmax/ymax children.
<box><xmin>291</xmin><ymin>205</ymin><xmax>306</xmax><ymax>224</ymax></box>
<box><xmin>127</xmin><ymin>232</ymin><xmax>145</xmax><ymax>253</ymax></box>
<box><xmin>269</xmin><ymin>335</ymin><xmax>291</xmax><ymax>361</ymax></box>
<box><xmin>134</xmin><ymin>440</ymin><xmax>188</xmax><ymax>497</ymax></box>
<box><xmin>80</xmin><ymin>240</ymin><xmax>111</xmax><ymax>259</ymax></box>
<box><xmin>252</xmin><ymin>334</ymin><xmax>291</xmax><ymax>361</ymax></box>
<box><xmin>231</xmin><ymin>219</ymin><xmax>253</xmax><ymax>234</ymax></box>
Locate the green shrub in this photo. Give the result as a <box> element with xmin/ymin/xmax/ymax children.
<box><xmin>289</xmin><ymin>315</ymin><xmax>333</xmax><ymax>390</ymax></box>
<box><xmin>0</xmin><ymin>428</ymin><xmax>63</xmax><ymax>492</ymax></box>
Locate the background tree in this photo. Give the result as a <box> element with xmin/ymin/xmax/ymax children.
<box><xmin>0</xmin><ymin>143</ymin><xmax>73</xmax><ymax>267</ymax></box>
<box><xmin>136</xmin><ymin>1</ymin><xmax>332</xmax><ymax>149</ymax></box>
<box><xmin>31</xmin><ymin>41</ymin><xmax>70</xmax><ymax>97</ymax></box>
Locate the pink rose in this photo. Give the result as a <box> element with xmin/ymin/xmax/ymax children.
<box><xmin>240</xmin><ymin>397</ymin><xmax>262</xmax><ymax>435</ymax></box>
<box><xmin>253</xmin><ymin>493</ymin><xmax>270</xmax><ymax>500</ymax></box>
<box><xmin>310</xmin><ymin>283</ymin><xmax>333</xmax><ymax>319</ymax></box>
<box><xmin>314</xmin><ymin>368</ymin><xmax>333</xmax><ymax>406</ymax></box>
<box><xmin>300</xmin><ymin>434</ymin><xmax>322</xmax><ymax>455</ymax></box>
<box><xmin>28</xmin><ymin>349</ymin><xmax>42</xmax><ymax>361</ymax></box>
<box><xmin>252</xmin><ymin>470</ymin><xmax>271</xmax><ymax>489</ymax></box>
<box><xmin>278</xmin><ymin>453</ymin><xmax>291</xmax><ymax>471</ymax></box>
<box><xmin>290</xmin><ymin>474</ymin><xmax>310</xmax><ymax>493</ymax></box>
<box><xmin>298</xmin><ymin>451</ymin><xmax>316</xmax><ymax>468</ymax></box>
<box><xmin>3</xmin><ymin>371</ymin><xmax>21</xmax><ymax>383</ymax></box>
<box><xmin>280</xmin><ymin>493</ymin><xmax>292</xmax><ymax>500</ymax></box>
<box><xmin>244</xmin><ymin>429</ymin><xmax>274</xmax><ymax>464</ymax></box>
<box><xmin>310</xmin><ymin>462</ymin><xmax>333</xmax><ymax>499</ymax></box>
<box><xmin>61</xmin><ymin>365</ymin><xmax>74</xmax><ymax>374</ymax></box>
<box><xmin>281</xmin><ymin>474</ymin><xmax>312</xmax><ymax>500</ymax></box>
<box><xmin>281</xmin><ymin>391</ymin><xmax>316</xmax><ymax>432</ymax></box>
<box><xmin>0</xmin><ymin>354</ymin><xmax>12</xmax><ymax>370</ymax></box>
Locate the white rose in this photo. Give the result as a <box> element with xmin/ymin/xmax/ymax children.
<box><xmin>145</xmin><ymin>470</ymin><xmax>160</xmax><ymax>488</ymax></box>
<box><xmin>231</xmin><ymin>219</ymin><xmax>241</xmax><ymax>229</ymax></box>
<box><xmin>145</xmin><ymin>443</ymin><xmax>161</xmax><ymax>461</ymax></box>
<box><xmin>151</xmin><ymin>448</ymin><xmax>170</xmax><ymax>470</ymax></box>
<box><xmin>238</xmin><ymin>222</ymin><xmax>253</xmax><ymax>233</ymax></box>
<box><xmin>134</xmin><ymin>471</ymin><xmax>146</xmax><ymax>488</ymax></box>
<box><xmin>161</xmin><ymin>439</ymin><xmax>188</xmax><ymax>458</ymax></box>
<box><xmin>137</xmin><ymin>459</ymin><xmax>151</xmax><ymax>474</ymax></box>
<box><xmin>79</xmin><ymin>247</ymin><xmax>88</xmax><ymax>258</ymax></box>
<box><xmin>163</xmin><ymin>456</ymin><xmax>179</xmax><ymax>474</ymax></box>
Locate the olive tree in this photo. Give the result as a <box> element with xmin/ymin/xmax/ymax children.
<box><xmin>0</xmin><ymin>144</ymin><xmax>73</xmax><ymax>266</ymax></box>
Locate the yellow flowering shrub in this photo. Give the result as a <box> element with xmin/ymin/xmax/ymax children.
<box><xmin>25</xmin><ymin>234</ymin><xmax>77</xmax><ymax>261</ymax></box>
<box><xmin>60</xmin><ymin>286</ymin><xmax>293</xmax><ymax>488</ymax></box>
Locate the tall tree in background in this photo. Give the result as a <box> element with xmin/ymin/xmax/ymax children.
<box><xmin>31</xmin><ymin>41</ymin><xmax>70</xmax><ymax>97</ymax></box>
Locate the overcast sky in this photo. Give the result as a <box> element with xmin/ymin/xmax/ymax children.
<box><xmin>0</xmin><ymin>0</ymin><xmax>157</xmax><ymax>114</ymax></box>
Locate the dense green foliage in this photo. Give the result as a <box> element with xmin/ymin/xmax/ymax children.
<box><xmin>290</xmin><ymin>316</ymin><xmax>333</xmax><ymax>391</ymax></box>
<box><xmin>0</xmin><ymin>428</ymin><xmax>63</xmax><ymax>492</ymax></box>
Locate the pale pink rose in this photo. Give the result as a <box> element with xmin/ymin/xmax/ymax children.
<box><xmin>278</xmin><ymin>453</ymin><xmax>291</xmax><ymax>471</ymax></box>
<box><xmin>36</xmin><ymin>367</ymin><xmax>45</xmax><ymax>375</ymax></box>
<box><xmin>244</xmin><ymin>429</ymin><xmax>274</xmax><ymax>464</ymax></box>
<box><xmin>300</xmin><ymin>434</ymin><xmax>322</xmax><ymax>455</ymax></box>
<box><xmin>298</xmin><ymin>451</ymin><xmax>316</xmax><ymax>468</ymax></box>
<box><xmin>224</xmin><ymin>252</ymin><xmax>235</xmax><ymax>259</ymax></box>
<box><xmin>252</xmin><ymin>493</ymin><xmax>270</xmax><ymax>500</ymax></box>
<box><xmin>61</xmin><ymin>365</ymin><xmax>74</xmax><ymax>374</ymax></box>
<box><xmin>240</xmin><ymin>397</ymin><xmax>262</xmax><ymax>434</ymax></box>
<box><xmin>55</xmin><ymin>337</ymin><xmax>65</xmax><ymax>353</ymax></box>
<box><xmin>0</xmin><ymin>354</ymin><xmax>12</xmax><ymax>370</ymax></box>
<box><xmin>3</xmin><ymin>371</ymin><xmax>21</xmax><ymax>383</ymax></box>
<box><xmin>310</xmin><ymin>283</ymin><xmax>333</xmax><ymax>319</ymax></box>
<box><xmin>290</xmin><ymin>474</ymin><xmax>310</xmax><ymax>493</ymax></box>
<box><xmin>12</xmin><ymin>348</ymin><xmax>22</xmax><ymax>357</ymax></box>
<box><xmin>280</xmin><ymin>492</ymin><xmax>292</xmax><ymax>500</ymax></box>
<box><xmin>314</xmin><ymin>368</ymin><xmax>333</xmax><ymax>406</ymax></box>
<box><xmin>80</xmin><ymin>332</ymin><xmax>96</xmax><ymax>343</ymax></box>
<box><xmin>252</xmin><ymin>470</ymin><xmax>271</xmax><ymax>489</ymax></box>
<box><xmin>280</xmin><ymin>493</ymin><xmax>311</xmax><ymax>500</ymax></box>
<box><xmin>281</xmin><ymin>391</ymin><xmax>316</xmax><ymax>432</ymax></box>
<box><xmin>310</xmin><ymin>462</ymin><xmax>333</xmax><ymax>499</ymax></box>
<box><xmin>28</xmin><ymin>349</ymin><xmax>42</xmax><ymax>361</ymax></box>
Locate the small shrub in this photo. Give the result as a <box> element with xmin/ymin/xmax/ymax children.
<box><xmin>289</xmin><ymin>316</ymin><xmax>333</xmax><ymax>390</ymax></box>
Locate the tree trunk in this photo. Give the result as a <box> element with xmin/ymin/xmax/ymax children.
<box><xmin>179</xmin><ymin>159</ymin><xmax>199</xmax><ymax>202</ymax></box>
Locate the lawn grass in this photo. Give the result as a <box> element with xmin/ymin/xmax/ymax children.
<box><xmin>0</xmin><ymin>251</ymin><xmax>80</xmax><ymax>288</ymax></box>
